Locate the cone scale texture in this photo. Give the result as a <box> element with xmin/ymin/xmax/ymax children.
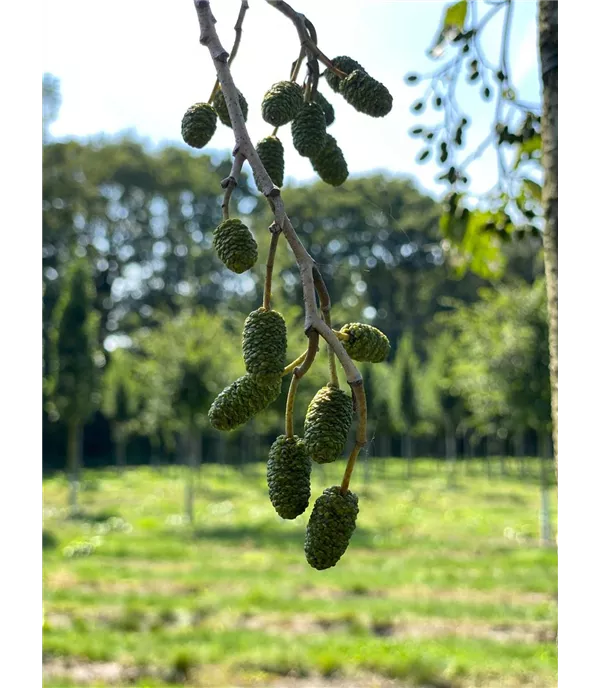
<box><xmin>242</xmin><ymin>308</ymin><xmax>287</xmax><ymax>376</ymax></box>
<box><xmin>213</xmin><ymin>219</ymin><xmax>258</xmax><ymax>274</ymax></box>
<box><xmin>267</xmin><ymin>435</ymin><xmax>312</xmax><ymax>519</ymax></box>
<box><xmin>304</xmin><ymin>384</ymin><xmax>353</xmax><ymax>464</ymax></box>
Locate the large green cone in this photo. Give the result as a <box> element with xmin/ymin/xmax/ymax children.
<box><xmin>213</xmin><ymin>218</ymin><xmax>258</xmax><ymax>274</ymax></box>
<box><xmin>208</xmin><ymin>373</ymin><xmax>282</xmax><ymax>432</ymax></box>
<box><xmin>261</xmin><ymin>81</ymin><xmax>304</xmax><ymax>126</ymax></box>
<box><xmin>242</xmin><ymin>308</ymin><xmax>287</xmax><ymax>376</ymax></box>
<box><xmin>304</xmin><ymin>384</ymin><xmax>353</xmax><ymax>464</ymax></box>
<box><xmin>256</xmin><ymin>136</ymin><xmax>285</xmax><ymax>187</ymax></box>
<box><xmin>309</xmin><ymin>134</ymin><xmax>348</xmax><ymax>187</ymax></box>
<box><xmin>325</xmin><ymin>56</ymin><xmax>364</xmax><ymax>93</ymax></box>
<box><xmin>340</xmin><ymin>323</ymin><xmax>391</xmax><ymax>363</ymax></box>
<box><xmin>314</xmin><ymin>92</ymin><xmax>335</xmax><ymax>127</ymax></box>
<box><xmin>267</xmin><ymin>435</ymin><xmax>311</xmax><ymax>520</ymax></box>
<box><xmin>212</xmin><ymin>88</ymin><xmax>248</xmax><ymax>128</ymax></box>
<box><xmin>339</xmin><ymin>70</ymin><xmax>393</xmax><ymax>118</ymax></box>
<box><xmin>292</xmin><ymin>102</ymin><xmax>326</xmax><ymax>158</ymax></box>
<box><xmin>181</xmin><ymin>102</ymin><xmax>217</xmax><ymax>149</ymax></box>
<box><xmin>305</xmin><ymin>486</ymin><xmax>359</xmax><ymax>570</ymax></box>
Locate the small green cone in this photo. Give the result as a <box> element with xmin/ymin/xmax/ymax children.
<box><xmin>309</xmin><ymin>134</ymin><xmax>348</xmax><ymax>187</ymax></box>
<box><xmin>256</xmin><ymin>136</ymin><xmax>285</xmax><ymax>187</ymax></box>
<box><xmin>325</xmin><ymin>56</ymin><xmax>364</xmax><ymax>93</ymax></box>
<box><xmin>314</xmin><ymin>92</ymin><xmax>335</xmax><ymax>127</ymax></box>
<box><xmin>261</xmin><ymin>81</ymin><xmax>304</xmax><ymax>126</ymax></box>
<box><xmin>340</xmin><ymin>323</ymin><xmax>391</xmax><ymax>363</ymax></box>
<box><xmin>267</xmin><ymin>435</ymin><xmax>311</xmax><ymax>519</ymax></box>
<box><xmin>212</xmin><ymin>88</ymin><xmax>248</xmax><ymax>128</ymax></box>
<box><xmin>181</xmin><ymin>102</ymin><xmax>217</xmax><ymax>149</ymax></box>
<box><xmin>292</xmin><ymin>102</ymin><xmax>327</xmax><ymax>158</ymax></box>
<box><xmin>242</xmin><ymin>308</ymin><xmax>287</xmax><ymax>376</ymax></box>
<box><xmin>208</xmin><ymin>373</ymin><xmax>282</xmax><ymax>432</ymax></box>
<box><xmin>213</xmin><ymin>218</ymin><xmax>258</xmax><ymax>274</ymax></box>
<box><xmin>305</xmin><ymin>486</ymin><xmax>359</xmax><ymax>570</ymax></box>
<box><xmin>304</xmin><ymin>384</ymin><xmax>353</xmax><ymax>464</ymax></box>
<box><xmin>339</xmin><ymin>70</ymin><xmax>393</xmax><ymax>118</ymax></box>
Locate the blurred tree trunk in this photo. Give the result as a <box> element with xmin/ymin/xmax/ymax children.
<box><xmin>538</xmin><ymin>0</ymin><xmax>558</xmax><ymax>476</ymax></box>
<box><xmin>402</xmin><ymin>434</ymin><xmax>412</xmax><ymax>479</ymax></box>
<box><xmin>114</xmin><ymin>423</ymin><xmax>126</xmax><ymax>471</ymax></box>
<box><xmin>149</xmin><ymin>434</ymin><xmax>160</xmax><ymax>470</ymax></box>
<box><xmin>184</xmin><ymin>427</ymin><xmax>201</xmax><ymax>526</ymax></box>
<box><xmin>539</xmin><ymin>431</ymin><xmax>552</xmax><ymax>546</ymax></box>
<box><xmin>515</xmin><ymin>431</ymin><xmax>526</xmax><ymax>479</ymax></box>
<box><xmin>484</xmin><ymin>435</ymin><xmax>492</xmax><ymax>479</ymax></box>
<box><xmin>445</xmin><ymin>419</ymin><xmax>457</xmax><ymax>487</ymax></box>
<box><xmin>67</xmin><ymin>422</ymin><xmax>81</xmax><ymax>514</ymax></box>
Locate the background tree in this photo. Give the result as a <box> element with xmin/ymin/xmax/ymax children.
<box><xmin>101</xmin><ymin>348</ymin><xmax>139</xmax><ymax>470</ymax></box>
<box><xmin>48</xmin><ymin>259</ymin><xmax>100</xmax><ymax>511</ymax></box>
<box><xmin>392</xmin><ymin>333</ymin><xmax>421</xmax><ymax>477</ymax></box>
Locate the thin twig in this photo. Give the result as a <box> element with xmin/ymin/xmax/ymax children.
<box><xmin>340</xmin><ymin>381</ymin><xmax>367</xmax><ymax>494</ymax></box>
<box><xmin>263</xmin><ymin>223</ymin><xmax>281</xmax><ymax>310</ymax></box>
<box><xmin>282</xmin><ymin>350</ymin><xmax>308</xmax><ymax>376</ymax></box>
<box><xmin>192</xmin><ymin>0</ymin><xmax>363</xmax><ymax>387</ymax></box>
<box><xmin>284</xmin><ymin>331</ymin><xmax>319</xmax><ymax>438</ymax></box>
<box><xmin>208</xmin><ymin>0</ymin><xmax>249</xmax><ymax>103</ymax></box>
<box><xmin>220</xmin><ymin>150</ymin><xmax>245</xmax><ymax>219</ymax></box>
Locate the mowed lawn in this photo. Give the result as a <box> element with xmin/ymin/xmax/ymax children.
<box><xmin>42</xmin><ymin>459</ymin><xmax>557</xmax><ymax>688</ymax></box>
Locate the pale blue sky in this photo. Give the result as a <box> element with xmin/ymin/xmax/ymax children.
<box><xmin>42</xmin><ymin>0</ymin><xmax>541</xmax><ymax>198</ymax></box>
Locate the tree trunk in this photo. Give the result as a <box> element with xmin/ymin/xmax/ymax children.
<box><xmin>538</xmin><ymin>0</ymin><xmax>558</xmax><ymax>475</ymax></box>
<box><xmin>539</xmin><ymin>432</ymin><xmax>552</xmax><ymax>546</ymax></box>
<box><xmin>115</xmin><ymin>424</ymin><xmax>126</xmax><ymax>471</ymax></box>
<box><xmin>218</xmin><ymin>433</ymin><xmax>226</xmax><ymax>477</ymax></box>
<box><xmin>185</xmin><ymin>427</ymin><xmax>200</xmax><ymax>526</ymax></box>
<box><xmin>484</xmin><ymin>435</ymin><xmax>492</xmax><ymax>479</ymax></box>
<box><xmin>515</xmin><ymin>431</ymin><xmax>526</xmax><ymax>479</ymax></box>
<box><xmin>67</xmin><ymin>422</ymin><xmax>81</xmax><ymax>514</ymax></box>
<box><xmin>149</xmin><ymin>434</ymin><xmax>160</xmax><ymax>470</ymax></box>
<box><xmin>402</xmin><ymin>433</ymin><xmax>412</xmax><ymax>479</ymax></box>
<box><xmin>445</xmin><ymin>420</ymin><xmax>457</xmax><ymax>487</ymax></box>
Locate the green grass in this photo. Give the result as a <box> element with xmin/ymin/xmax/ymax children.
<box><xmin>43</xmin><ymin>459</ymin><xmax>557</xmax><ymax>687</ymax></box>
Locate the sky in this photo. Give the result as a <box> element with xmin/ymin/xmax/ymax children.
<box><xmin>42</xmin><ymin>0</ymin><xmax>541</xmax><ymax>199</ymax></box>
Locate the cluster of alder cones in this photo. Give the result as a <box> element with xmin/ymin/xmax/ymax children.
<box><xmin>181</xmin><ymin>55</ymin><xmax>393</xmax><ymax>188</ymax></box>
<box><xmin>180</xmin><ymin>54</ymin><xmax>392</xmax><ymax>569</ymax></box>
<box><xmin>208</xmin><ymin>301</ymin><xmax>390</xmax><ymax>570</ymax></box>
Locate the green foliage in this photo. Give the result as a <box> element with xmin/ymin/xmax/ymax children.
<box><xmin>49</xmin><ymin>259</ymin><xmax>100</xmax><ymax>425</ymax></box>
<box><xmin>436</xmin><ymin>280</ymin><xmax>551</xmax><ymax>434</ymax></box>
<box><xmin>102</xmin><ymin>348</ymin><xmax>138</xmax><ymax>424</ymax></box>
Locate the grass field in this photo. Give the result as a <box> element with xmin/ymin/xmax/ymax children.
<box><xmin>42</xmin><ymin>458</ymin><xmax>557</xmax><ymax>688</ymax></box>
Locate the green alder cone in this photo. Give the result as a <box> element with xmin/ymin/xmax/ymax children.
<box><xmin>256</xmin><ymin>136</ymin><xmax>285</xmax><ymax>187</ymax></box>
<box><xmin>304</xmin><ymin>384</ymin><xmax>353</xmax><ymax>464</ymax></box>
<box><xmin>242</xmin><ymin>308</ymin><xmax>287</xmax><ymax>376</ymax></box>
<box><xmin>181</xmin><ymin>102</ymin><xmax>217</xmax><ymax>149</ymax></box>
<box><xmin>339</xmin><ymin>323</ymin><xmax>391</xmax><ymax>363</ymax></box>
<box><xmin>261</xmin><ymin>81</ymin><xmax>304</xmax><ymax>126</ymax></box>
<box><xmin>325</xmin><ymin>56</ymin><xmax>364</xmax><ymax>93</ymax></box>
<box><xmin>213</xmin><ymin>218</ymin><xmax>258</xmax><ymax>274</ymax></box>
<box><xmin>305</xmin><ymin>486</ymin><xmax>359</xmax><ymax>570</ymax></box>
<box><xmin>267</xmin><ymin>435</ymin><xmax>311</xmax><ymax>519</ymax></box>
<box><xmin>212</xmin><ymin>88</ymin><xmax>249</xmax><ymax>128</ymax></box>
<box><xmin>309</xmin><ymin>134</ymin><xmax>348</xmax><ymax>187</ymax></box>
<box><xmin>314</xmin><ymin>92</ymin><xmax>335</xmax><ymax>127</ymax></box>
<box><xmin>291</xmin><ymin>102</ymin><xmax>327</xmax><ymax>158</ymax></box>
<box><xmin>208</xmin><ymin>373</ymin><xmax>282</xmax><ymax>432</ymax></box>
<box><xmin>339</xmin><ymin>70</ymin><xmax>393</xmax><ymax>118</ymax></box>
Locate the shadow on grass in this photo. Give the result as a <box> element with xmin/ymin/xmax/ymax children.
<box><xmin>68</xmin><ymin>509</ymin><xmax>120</xmax><ymax>524</ymax></box>
<box><xmin>43</xmin><ymin>529</ymin><xmax>58</xmax><ymax>550</ymax></box>
<box><xmin>191</xmin><ymin>524</ymin><xmax>377</xmax><ymax>550</ymax></box>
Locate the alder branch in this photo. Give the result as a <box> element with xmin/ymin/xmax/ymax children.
<box><xmin>193</xmin><ymin>0</ymin><xmax>362</xmax><ymax>388</ymax></box>
<box><xmin>284</xmin><ymin>331</ymin><xmax>319</xmax><ymax>438</ymax></box>
<box><xmin>208</xmin><ymin>0</ymin><xmax>249</xmax><ymax>103</ymax></box>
